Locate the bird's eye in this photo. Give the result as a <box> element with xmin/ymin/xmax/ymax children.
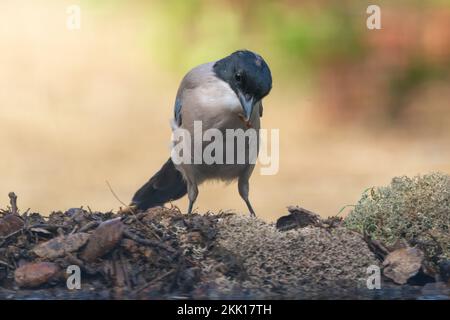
<box><xmin>234</xmin><ymin>73</ymin><xmax>242</xmax><ymax>82</ymax></box>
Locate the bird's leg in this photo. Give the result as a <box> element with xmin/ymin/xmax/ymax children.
<box><xmin>238</xmin><ymin>177</ymin><xmax>256</xmax><ymax>217</ymax></box>
<box><xmin>187</xmin><ymin>181</ymin><xmax>198</xmax><ymax>214</ymax></box>
<box><xmin>244</xmin><ymin>198</ymin><xmax>256</xmax><ymax>217</ymax></box>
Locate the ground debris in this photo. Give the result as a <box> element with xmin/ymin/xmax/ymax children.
<box><xmin>345</xmin><ymin>173</ymin><xmax>450</xmax><ymax>287</ymax></box>
<box><xmin>0</xmin><ymin>205</ymin><xmax>247</xmax><ymax>299</ymax></box>
<box><xmin>0</xmin><ymin>214</ymin><xmax>24</xmax><ymax>237</ymax></box>
<box><xmin>14</xmin><ymin>262</ymin><xmax>60</xmax><ymax>288</ymax></box>
<box><xmin>81</xmin><ymin>218</ymin><xmax>124</xmax><ymax>262</ymax></box>
<box><xmin>345</xmin><ymin>172</ymin><xmax>450</xmax><ymax>265</ymax></box>
<box><xmin>0</xmin><ymin>196</ymin><xmax>447</xmax><ymax>299</ymax></box>
<box><xmin>33</xmin><ymin>233</ymin><xmax>90</xmax><ymax>259</ymax></box>
<box><xmin>276</xmin><ymin>206</ymin><xmax>343</xmax><ymax>231</ymax></box>
<box><xmin>218</xmin><ymin>214</ymin><xmax>379</xmax><ymax>297</ymax></box>
<box><xmin>276</xmin><ymin>206</ymin><xmax>321</xmax><ymax>231</ymax></box>
<box><xmin>439</xmin><ymin>260</ymin><xmax>450</xmax><ymax>285</ymax></box>
<box><xmin>383</xmin><ymin>246</ymin><xmax>424</xmax><ymax>284</ymax></box>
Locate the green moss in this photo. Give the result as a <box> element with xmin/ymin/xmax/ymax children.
<box><xmin>345</xmin><ymin>172</ymin><xmax>450</xmax><ymax>263</ymax></box>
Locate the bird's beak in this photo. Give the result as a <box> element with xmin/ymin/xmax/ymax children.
<box><xmin>238</xmin><ymin>91</ymin><xmax>255</xmax><ymax>122</ymax></box>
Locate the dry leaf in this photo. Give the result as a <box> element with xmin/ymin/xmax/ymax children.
<box><xmin>81</xmin><ymin>218</ymin><xmax>124</xmax><ymax>262</ymax></box>
<box><xmin>0</xmin><ymin>214</ymin><xmax>24</xmax><ymax>236</ymax></box>
<box><xmin>14</xmin><ymin>262</ymin><xmax>60</xmax><ymax>288</ymax></box>
<box><xmin>32</xmin><ymin>233</ymin><xmax>90</xmax><ymax>259</ymax></box>
<box><xmin>383</xmin><ymin>246</ymin><xmax>424</xmax><ymax>284</ymax></box>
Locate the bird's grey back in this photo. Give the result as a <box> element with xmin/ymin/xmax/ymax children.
<box><xmin>176</xmin><ymin>62</ymin><xmax>216</xmax><ymax>98</ymax></box>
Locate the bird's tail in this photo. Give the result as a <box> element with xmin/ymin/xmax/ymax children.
<box><xmin>131</xmin><ymin>158</ymin><xmax>187</xmax><ymax>211</ymax></box>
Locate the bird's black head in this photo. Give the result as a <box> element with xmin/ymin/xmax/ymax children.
<box><xmin>213</xmin><ymin>50</ymin><xmax>272</xmax><ymax>120</ymax></box>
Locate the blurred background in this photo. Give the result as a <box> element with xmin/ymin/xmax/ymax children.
<box><xmin>1</xmin><ymin>0</ymin><xmax>449</xmax><ymax>221</ymax></box>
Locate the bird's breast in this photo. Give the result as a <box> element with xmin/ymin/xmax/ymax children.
<box><xmin>180</xmin><ymin>79</ymin><xmax>259</xmax><ymax>132</ymax></box>
<box><xmin>173</xmin><ymin>79</ymin><xmax>261</xmax><ymax>183</ymax></box>
<box><xmin>197</xmin><ymin>79</ymin><xmax>241</xmax><ymax>114</ymax></box>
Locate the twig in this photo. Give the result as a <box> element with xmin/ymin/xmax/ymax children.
<box><xmin>29</xmin><ymin>223</ymin><xmax>68</xmax><ymax>230</ymax></box>
<box><xmin>123</xmin><ymin>229</ymin><xmax>175</xmax><ymax>254</ymax></box>
<box><xmin>106</xmin><ymin>180</ymin><xmax>131</xmax><ymax>210</ymax></box>
<box><xmin>0</xmin><ymin>223</ymin><xmax>67</xmax><ymax>247</ymax></box>
<box><xmin>78</xmin><ymin>221</ymin><xmax>99</xmax><ymax>232</ymax></box>
<box><xmin>363</xmin><ymin>230</ymin><xmax>389</xmax><ymax>261</ymax></box>
<box><xmin>123</xmin><ymin>212</ymin><xmax>148</xmax><ymax>222</ymax></box>
<box><xmin>0</xmin><ymin>228</ymin><xmax>24</xmax><ymax>247</ymax></box>
<box><xmin>106</xmin><ymin>180</ymin><xmax>161</xmax><ymax>241</ymax></box>
<box><xmin>8</xmin><ymin>192</ymin><xmax>18</xmax><ymax>215</ymax></box>
<box><xmin>0</xmin><ymin>259</ymin><xmax>14</xmax><ymax>269</ymax></box>
<box><xmin>133</xmin><ymin>270</ymin><xmax>175</xmax><ymax>294</ymax></box>
<box><xmin>336</xmin><ymin>204</ymin><xmax>355</xmax><ymax>216</ymax></box>
<box><xmin>70</xmin><ymin>225</ymin><xmax>79</xmax><ymax>234</ymax></box>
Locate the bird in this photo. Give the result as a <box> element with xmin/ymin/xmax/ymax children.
<box><xmin>130</xmin><ymin>50</ymin><xmax>272</xmax><ymax>216</ymax></box>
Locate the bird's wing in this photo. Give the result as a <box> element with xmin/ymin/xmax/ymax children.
<box><xmin>174</xmin><ymin>97</ymin><xmax>183</xmax><ymax>126</ymax></box>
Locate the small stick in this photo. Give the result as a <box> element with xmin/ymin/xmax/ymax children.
<box><xmin>22</xmin><ymin>208</ymin><xmax>31</xmax><ymax>218</ymax></box>
<box><xmin>336</xmin><ymin>204</ymin><xmax>356</xmax><ymax>216</ymax></box>
<box><xmin>123</xmin><ymin>229</ymin><xmax>175</xmax><ymax>253</ymax></box>
<box><xmin>70</xmin><ymin>225</ymin><xmax>79</xmax><ymax>234</ymax></box>
<box><xmin>0</xmin><ymin>228</ymin><xmax>24</xmax><ymax>245</ymax></box>
<box><xmin>29</xmin><ymin>223</ymin><xmax>67</xmax><ymax>230</ymax></box>
<box><xmin>106</xmin><ymin>180</ymin><xmax>161</xmax><ymax>241</ymax></box>
<box><xmin>8</xmin><ymin>192</ymin><xmax>18</xmax><ymax>215</ymax></box>
<box><xmin>0</xmin><ymin>223</ymin><xmax>67</xmax><ymax>247</ymax></box>
<box><xmin>106</xmin><ymin>180</ymin><xmax>131</xmax><ymax>211</ymax></box>
<box><xmin>0</xmin><ymin>259</ymin><xmax>14</xmax><ymax>269</ymax></box>
<box><xmin>133</xmin><ymin>270</ymin><xmax>175</xmax><ymax>294</ymax></box>
<box><xmin>78</xmin><ymin>221</ymin><xmax>100</xmax><ymax>232</ymax></box>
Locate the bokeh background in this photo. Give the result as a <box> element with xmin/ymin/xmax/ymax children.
<box><xmin>1</xmin><ymin>0</ymin><xmax>449</xmax><ymax>221</ymax></box>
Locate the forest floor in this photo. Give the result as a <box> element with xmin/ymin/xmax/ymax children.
<box><xmin>1</xmin><ymin>198</ymin><xmax>449</xmax><ymax>300</ymax></box>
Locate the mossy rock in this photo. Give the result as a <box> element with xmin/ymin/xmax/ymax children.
<box><xmin>345</xmin><ymin>172</ymin><xmax>450</xmax><ymax>264</ymax></box>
